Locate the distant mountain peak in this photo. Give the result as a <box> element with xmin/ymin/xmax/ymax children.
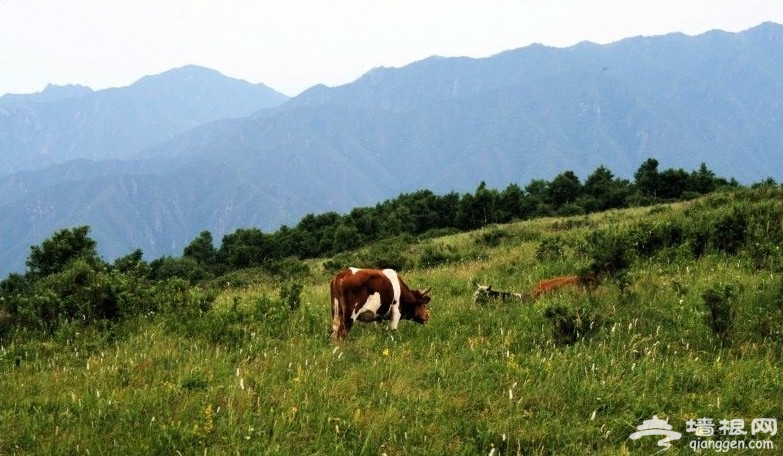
<box><xmin>0</xmin><ymin>83</ymin><xmax>92</xmax><ymax>105</ymax></box>
<box><xmin>132</xmin><ymin>65</ymin><xmax>231</xmax><ymax>86</ymax></box>
<box><xmin>747</xmin><ymin>21</ymin><xmax>782</xmax><ymax>32</ymax></box>
<box><xmin>41</xmin><ymin>83</ymin><xmax>92</xmax><ymax>96</ymax></box>
<box><xmin>129</xmin><ymin>65</ymin><xmax>281</xmax><ymax>95</ymax></box>
<box><xmin>744</xmin><ymin>21</ymin><xmax>783</xmax><ymax>45</ymax></box>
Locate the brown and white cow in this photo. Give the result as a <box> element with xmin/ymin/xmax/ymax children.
<box><xmin>330</xmin><ymin>267</ymin><xmax>431</xmax><ymax>340</ymax></box>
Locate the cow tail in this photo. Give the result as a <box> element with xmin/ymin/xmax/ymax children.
<box><xmin>330</xmin><ymin>275</ymin><xmax>342</xmax><ymax>339</ymax></box>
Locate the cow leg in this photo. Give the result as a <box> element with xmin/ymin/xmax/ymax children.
<box><xmin>331</xmin><ymin>314</ymin><xmax>350</xmax><ymax>340</ymax></box>
<box><xmin>388</xmin><ymin>304</ymin><xmax>402</xmax><ymax>330</ymax></box>
<box><xmin>341</xmin><ymin>310</ymin><xmax>354</xmax><ymax>338</ymax></box>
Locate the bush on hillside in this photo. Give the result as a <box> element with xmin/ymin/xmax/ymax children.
<box><xmin>264</xmin><ymin>257</ymin><xmax>310</xmax><ymax>280</ymax></box>
<box><xmin>322</xmin><ymin>254</ymin><xmax>357</xmax><ymax>276</ymax></box>
<box><xmin>358</xmin><ymin>235</ymin><xmax>415</xmax><ymax>271</ymax></box>
<box><xmin>711</xmin><ymin>208</ymin><xmax>748</xmax><ymax>255</ymax></box>
<box><xmin>25</xmin><ymin>226</ymin><xmax>102</xmax><ymax>277</ymax></box>
<box><xmin>279</xmin><ymin>280</ymin><xmax>303</xmax><ymax>311</ymax></box>
<box><xmin>543</xmin><ymin>300</ymin><xmax>603</xmax><ymax>345</ymax></box>
<box><xmin>536</xmin><ymin>236</ymin><xmax>566</xmax><ymax>262</ymax></box>
<box><xmin>417</xmin><ymin>243</ymin><xmax>462</xmax><ymax>268</ymax></box>
<box><xmin>473</xmin><ymin>225</ymin><xmax>509</xmax><ymax>247</ymax></box>
<box><xmin>763</xmin><ymin>280</ymin><xmax>783</xmax><ymax>343</ymax></box>
<box><xmin>702</xmin><ymin>284</ymin><xmax>736</xmax><ymax>344</ymax></box>
<box><xmin>582</xmin><ymin>229</ymin><xmax>632</xmax><ymax>278</ymax></box>
<box><xmin>0</xmin><ymin>227</ymin><xmax>223</xmax><ymax>340</ymax></box>
<box><xmin>148</xmin><ymin>256</ymin><xmax>214</xmax><ymax>283</ymax></box>
<box><xmin>161</xmin><ymin>279</ymin><xmax>303</xmax><ymax>346</ymax></box>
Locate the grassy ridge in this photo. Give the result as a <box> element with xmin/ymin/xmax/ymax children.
<box><xmin>2</xmin><ymin>188</ymin><xmax>782</xmax><ymax>455</ymax></box>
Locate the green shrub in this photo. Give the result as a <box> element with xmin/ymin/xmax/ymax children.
<box><xmin>280</xmin><ymin>281</ymin><xmax>303</xmax><ymax>311</ymax></box>
<box><xmin>629</xmin><ymin>220</ymin><xmax>685</xmax><ymax>258</ymax></box>
<box><xmin>752</xmin><ymin>279</ymin><xmax>783</xmax><ymax>343</ymax></box>
<box><xmin>418</xmin><ymin>227</ymin><xmax>460</xmax><ymax>240</ymax></box>
<box><xmin>358</xmin><ymin>235</ymin><xmax>415</xmax><ymax>271</ymax></box>
<box><xmin>582</xmin><ymin>229</ymin><xmax>632</xmax><ymax>277</ymax></box>
<box><xmin>474</xmin><ymin>226</ymin><xmax>508</xmax><ymax>247</ymax></box>
<box><xmin>536</xmin><ymin>236</ymin><xmax>566</xmax><ymax>262</ymax></box>
<box><xmin>712</xmin><ymin>208</ymin><xmax>748</xmax><ymax>254</ymax></box>
<box><xmin>202</xmin><ymin>311</ymin><xmax>250</xmax><ymax>347</ymax></box>
<box><xmin>264</xmin><ymin>257</ymin><xmax>310</xmax><ymax>279</ymax></box>
<box><xmin>702</xmin><ymin>284</ymin><xmax>736</xmax><ymax>343</ymax></box>
<box><xmin>550</xmin><ymin>217</ymin><xmax>593</xmax><ymax>231</ymax></box>
<box><xmin>2</xmin><ymin>260</ymin><xmax>129</xmax><ymax>335</ymax></box>
<box><xmin>323</xmin><ymin>258</ymin><xmax>349</xmax><ymax>276</ymax></box>
<box><xmin>417</xmin><ymin>243</ymin><xmax>461</xmax><ymax>268</ymax></box>
<box><xmin>556</xmin><ymin>203</ymin><xmax>586</xmax><ymax>217</ymax></box>
<box><xmin>148</xmin><ymin>256</ymin><xmax>213</xmax><ymax>283</ymax></box>
<box><xmin>181</xmin><ymin>371</ymin><xmax>209</xmax><ymax>390</ymax></box>
<box><xmin>252</xmin><ymin>293</ymin><xmax>294</xmax><ymax>339</ymax></box>
<box><xmin>25</xmin><ymin>226</ymin><xmax>103</xmax><ymax>277</ymax></box>
<box><xmin>543</xmin><ymin>301</ymin><xmax>602</xmax><ymax>345</ymax></box>
<box><xmin>746</xmin><ymin>241</ymin><xmax>783</xmax><ymax>271</ymax></box>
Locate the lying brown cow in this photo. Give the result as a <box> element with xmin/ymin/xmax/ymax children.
<box><xmin>330</xmin><ymin>267</ymin><xmax>431</xmax><ymax>340</ymax></box>
<box><xmin>532</xmin><ymin>273</ymin><xmax>598</xmax><ymax>297</ymax></box>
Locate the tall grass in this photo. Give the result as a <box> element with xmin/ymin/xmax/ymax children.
<box><xmin>2</xmin><ymin>188</ymin><xmax>782</xmax><ymax>455</ymax></box>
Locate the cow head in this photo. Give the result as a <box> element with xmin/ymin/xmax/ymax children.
<box><xmin>407</xmin><ymin>287</ymin><xmax>432</xmax><ymax>324</ymax></box>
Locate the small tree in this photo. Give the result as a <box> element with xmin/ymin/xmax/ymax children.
<box><xmin>184</xmin><ymin>231</ymin><xmax>218</xmax><ymax>267</ymax></box>
<box><xmin>549</xmin><ymin>170</ymin><xmax>582</xmax><ymax>206</ymax></box>
<box><xmin>26</xmin><ymin>226</ymin><xmax>102</xmax><ymax>277</ymax></box>
<box><xmin>634</xmin><ymin>158</ymin><xmax>661</xmax><ymax>199</ymax></box>
<box><xmin>332</xmin><ymin>223</ymin><xmax>361</xmax><ymax>254</ymax></box>
<box><xmin>113</xmin><ymin>249</ymin><xmax>148</xmax><ymax>275</ymax></box>
<box><xmin>689</xmin><ymin>163</ymin><xmax>717</xmax><ymax>194</ymax></box>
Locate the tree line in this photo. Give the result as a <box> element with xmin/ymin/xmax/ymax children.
<box><xmin>0</xmin><ymin>157</ymin><xmax>775</xmax><ymax>338</ymax></box>
<box><xmin>173</xmin><ymin>158</ymin><xmax>739</xmax><ymax>277</ymax></box>
<box><xmin>6</xmin><ymin>158</ymin><xmax>743</xmax><ymax>286</ymax></box>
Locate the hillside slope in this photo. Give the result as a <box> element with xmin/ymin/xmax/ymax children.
<box><xmin>2</xmin><ymin>187</ymin><xmax>781</xmax><ymax>454</ymax></box>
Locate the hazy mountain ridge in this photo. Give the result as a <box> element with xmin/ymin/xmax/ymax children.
<box><xmin>0</xmin><ymin>65</ymin><xmax>289</xmax><ymax>173</ymax></box>
<box><xmin>0</xmin><ymin>83</ymin><xmax>93</xmax><ymax>105</ymax></box>
<box><xmin>2</xmin><ymin>23</ymin><xmax>782</xmax><ymax>276</ymax></box>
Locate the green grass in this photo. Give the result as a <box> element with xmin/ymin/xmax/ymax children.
<box><xmin>3</xmin><ymin>189</ymin><xmax>782</xmax><ymax>455</ymax></box>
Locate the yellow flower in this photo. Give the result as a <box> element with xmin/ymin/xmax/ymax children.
<box><xmin>382</xmin><ymin>348</ymin><xmax>390</xmax><ymax>356</ymax></box>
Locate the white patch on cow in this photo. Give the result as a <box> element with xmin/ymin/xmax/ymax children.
<box><xmin>351</xmin><ymin>292</ymin><xmax>383</xmax><ymax>321</ymax></box>
<box><xmin>382</xmin><ymin>269</ymin><xmax>403</xmax><ymax>330</ymax></box>
<box><xmin>349</xmin><ymin>267</ymin><xmax>360</xmax><ymax>274</ymax></box>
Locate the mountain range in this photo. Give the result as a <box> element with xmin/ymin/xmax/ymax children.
<box><xmin>2</xmin><ymin>22</ymin><xmax>782</xmax><ymax>276</ymax></box>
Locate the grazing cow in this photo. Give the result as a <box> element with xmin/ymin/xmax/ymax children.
<box><xmin>330</xmin><ymin>267</ymin><xmax>431</xmax><ymax>340</ymax></box>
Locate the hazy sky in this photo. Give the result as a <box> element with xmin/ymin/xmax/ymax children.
<box><xmin>2</xmin><ymin>1</ymin><xmax>782</xmax><ymax>97</ymax></box>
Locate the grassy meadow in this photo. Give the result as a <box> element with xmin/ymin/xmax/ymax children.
<box><xmin>2</xmin><ymin>187</ymin><xmax>782</xmax><ymax>455</ymax></box>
